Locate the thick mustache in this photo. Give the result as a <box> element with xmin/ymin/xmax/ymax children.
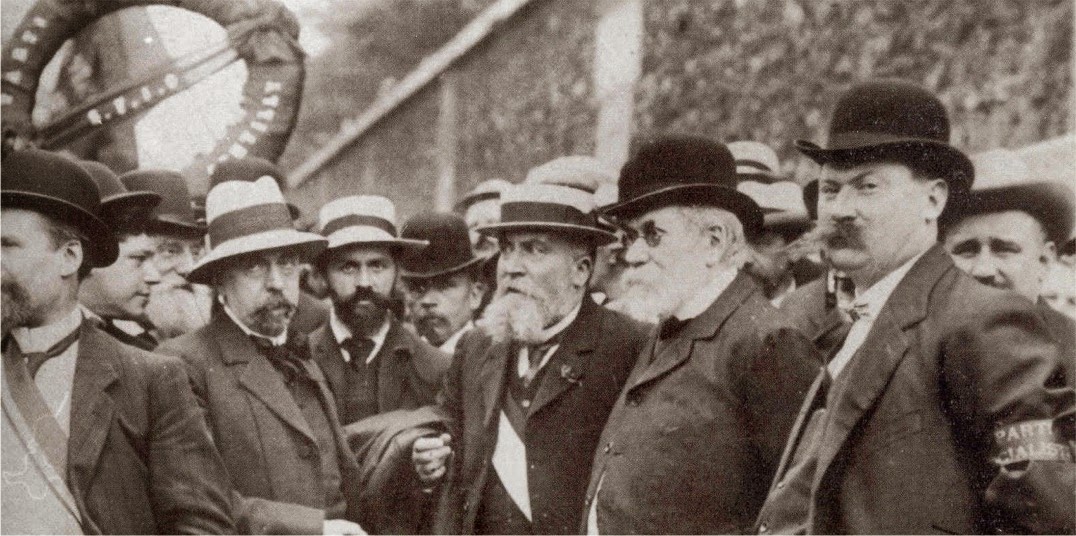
<box><xmin>255</xmin><ymin>296</ymin><xmax>295</xmax><ymax>316</ymax></box>
<box><xmin>813</xmin><ymin>220</ymin><xmax>865</xmax><ymax>248</ymax></box>
<box><xmin>346</xmin><ymin>287</ymin><xmax>393</xmax><ymax>309</ymax></box>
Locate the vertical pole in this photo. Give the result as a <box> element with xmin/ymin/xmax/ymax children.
<box><xmin>593</xmin><ymin>0</ymin><xmax>644</xmax><ymax>172</ymax></box>
<box><xmin>435</xmin><ymin>73</ymin><xmax>459</xmax><ymax>211</ymax></box>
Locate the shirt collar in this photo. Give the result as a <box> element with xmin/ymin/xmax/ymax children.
<box><xmin>11</xmin><ymin>305</ymin><xmax>83</xmax><ymax>353</ymax></box>
<box><xmin>674</xmin><ymin>266</ymin><xmax>739</xmax><ymax>321</ymax></box>
<box><xmin>437</xmin><ymin>321</ymin><xmax>474</xmax><ymax>354</ymax></box>
<box><xmin>539</xmin><ymin>301</ymin><xmax>582</xmax><ymax>344</ymax></box>
<box><xmin>851</xmin><ymin>250</ymin><xmax>928</xmax><ymax>319</ymax></box>
<box><xmin>219</xmin><ymin>296</ymin><xmax>287</xmax><ymax>347</ymax></box>
<box><xmin>330</xmin><ymin>308</ymin><xmax>390</xmax><ymax>364</ymax></box>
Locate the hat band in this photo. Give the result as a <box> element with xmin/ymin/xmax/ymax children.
<box><xmin>827</xmin><ymin>129</ymin><xmax>947</xmax><ymax>150</ymax></box>
<box><xmin>735</xmin><ymin>159</ymin><xmax>773</xmax><ymax>173</ymax></box>
<box><xmin>322</xmin><ymin>214</ymin><xmax>397</xmax><ymax>237</ymax></box>
<box><xmin>500</xmin><ymin>201</ymin><xmax>593</xmax><ymax>228</ymax></box>
<box><xmin>207</xmin><ymin>203</ymin><xmax>294</xmax><ymax>248</ymax></box>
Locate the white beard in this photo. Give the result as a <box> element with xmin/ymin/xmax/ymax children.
<box><xmin>610</xmin><ymin>264</ymin><xmax>688</xmax><ymax>323</ymax></box>
<box><xmin>145</xmin><ymin>283</ymin><xmax>212</xmax><ymax>339</ymax></box>
<box><xmin>477</xmin><ymin>291</ymin><xmax>549</xmax><ymax>344</ymax></box>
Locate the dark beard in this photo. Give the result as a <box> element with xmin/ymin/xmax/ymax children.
<box><xmin>1</xmin><ymin>279</ymin><xmax>34</xmax><ymax>335</ymax></box>
<box><xmin>248</xmin><ymin>293</ymin><xmax>297</xmax><ymax>337</ymax></box>
<box><xmin>335</xmin><ymin>287</ymin><xmax>393</xmax><ymax>336</ymax></box>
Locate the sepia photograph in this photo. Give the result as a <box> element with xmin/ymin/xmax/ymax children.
<box><xmin>1</xmin><ymin>0</ymin><xmax>1073</xmax><ymax>534</ymax></box>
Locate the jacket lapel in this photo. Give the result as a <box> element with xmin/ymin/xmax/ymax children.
<box><xmin>631</xmin><ymin>272</ymin><xmax>758</xmax><ymax>390</ymax></box>
<box><xmin>813</xmin><ymin>246</ymin><xmax>950</xmax><ymax>484</ymax></box>
<box><xmin>213</xmin><ymin>317</ymin><xmax>316</xmax><ymax>442</ymax></box>
<box><xmin>528</xmin><ymin>298</ymin><xmax>600</xmax><ymax>417</ymax></box>
<box><xmin>66</xmin><ymin>324</ymin><xmax>119</xmax><ymax>531</ymax></box>
<box><xmin>377</xmin><ymin>322</ymin><xmax>409</xmax><ymax>412</ymax></box>
<box><xmin>311</xmin><ymin>325</ymin><xmax>347</xmax><ymax>402</ymax></box>
<box><xmin>481</xmin><ymin>340</ymin><xmax>511</xmax><ymax>427</ymax></box>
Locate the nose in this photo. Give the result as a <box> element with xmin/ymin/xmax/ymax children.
<box><xmin>499</xmin><ymin>249</ymin><xmax>525</xmax><ymax>278</ymax></box>
<box><xmin>968</xmin><ymin>253</ymin><xmax>1002</xmax><ymax>283</ymax></box>
<box><xmin>621</xmin><ymin>236</ymin><xmax>649</xmax><ymax>267</ymax></box>
<box><xmin>821</xmin><ymin>186</ymin><xmax>857</xmax><ymax>222</ymax></box>
<box><xmin>265</xmin><ymin>263</ymin><xmax>287</xmax><ymax>290</ymax></box>
<box><xmin>175</xmin><ymin>249</ymin><xmax>195</xmax><ymax>277</ymax></box>
<box><xmin>143</xmin><ymin>259</ymin><xmax>162</xmax><ymax>287</ymax></box>
<box><xmin>418</xmin><ymin>289</ymin><xmax>438</xmax><ymax>308</ymax></box>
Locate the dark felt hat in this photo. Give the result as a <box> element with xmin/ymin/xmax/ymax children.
<box><xmin>1</xmin><ymin>149</ymin><xmax>118</xmax><ymax>267</ymax></box>
<box><xmin>120</xmin><ymin>169</ymin><xmax>206</xmax><ymax>239</ymax></box>
<box><xmin>211</xmin><ymin>157</ymin><xmax>301</xmax><ymax>220</ymax></box>
<box><xmin>399</xmin><ymin>212</ymin><xmax>486</xmax><ymax>279</ymax></box>
<box><xmin>795</xmin><ymin>79</ymin><xmax>974</xmax><ymax>191</ymax></box>
<box><xmin>80</xmin><ymin>160</ymin><xmax>160</xmax><ymax>227</ymax></box>
<box><xmin>943</xmin><ymin>149</ymin><xmax>1075</xmax><ymax>245</ymax></box>
<box><xmin>602</xmin><ymin>136</ymin><xmax>764</xmax><ymax>237</ymax></box>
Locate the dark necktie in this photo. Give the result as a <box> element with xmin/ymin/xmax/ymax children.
<box><xmin>4</xmin><ymin>329</ymin><xmax>81</xmax><ymax>379</ymax></box>
<box><xmin>521</xmin><ymin>338</ymin><xmax>558</xmax><ymax>386</ymax></box>
<box><xmin>658</xmin><ymin>316</ymin><xmax>690</xmax><ymax>340</ymax></box>
<box><xmin>250</xmin><ymin>334</ymin><xmax>310</xmax><ymax>383</ymax></box>
<box><xmin>341</xmin><ymin>337</ymin><xmax>376</xmax><ymax>367</ymax></box>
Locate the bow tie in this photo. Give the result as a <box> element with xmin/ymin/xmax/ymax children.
<box><xmin>840</xmin><ymin>302</ymin><xmax>870</xmax><ymax>322</ymax></box>
<box><xmin>250</xmin><ymin>334</ymin><xmax>310</xmax><ymax>382</ymax></box>
<box><xmin>658</xmin><ymin>317</ymin><xmax>690</xmax><ymax>340</ymax></box>
<box><xmin>2</xmin><ymin>329</ymin><xmax>80</xmax><ymax>379</ymax></box>
<box><xmin>341</xmin><ymin>337</ymin><xmax>376</xmax><ymax>366</ymax></box>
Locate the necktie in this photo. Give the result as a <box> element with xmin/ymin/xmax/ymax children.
<box><xmin>521</xmin><ymin>339</ymin><xmax>557</xmax><ymax>386</ymax></box>
<box><xmin>658</xmin><ymin>317</ymin><xmax>690</xmax><ymax>340</ymax></box>
<box><xmin>341</xmin><ymin>337</ymin><xmax>376</xmax><ymax>366</ymax></box>
<box><xmin>251</xmin><ymin>335</ymin><xmax>310</xmax><ymax>383</ymax></box>
<box><xmin>6</xmin><ymin>329</ymin><xmax>81</xmax><ymax>379</ymax></box>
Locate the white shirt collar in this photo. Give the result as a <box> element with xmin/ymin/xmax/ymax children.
<box><xmin>219</xmin><ymin>296</ymin><xmax>287</xmax><ymax>347</ymax></box>
<box><xmin>851</xmin><ymin>250</ymin><xmax>928</xmax><ymax>319</ymax></box>
<box><xmin>515</xmin><ymin>301</ymin><xmax>583</xmax><ymax>378</ymax></box>
<box><xmin>674</xmin><ymin>266</ymin><xmax>739</xmax><ymax>321</ymax></box>
<box><xmin>11</xmin><ymin>305</ymin><xmax>83</xmax><ymax>352</ymax></box>
<box><xmin>437</xmin><ymin>321</ymin><xmax>474</xmax><ymax>355</ymax></box>
<box><xmin>329</xmin><ymin>309</ymin><xmax>390</xmax><ymax>365</ymax></box>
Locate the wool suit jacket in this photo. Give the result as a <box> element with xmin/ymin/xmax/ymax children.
<box><xmin>582</xmin><ymin>272</ymin><xmax>820</xmax><ymax>535</ymax></box>
<box><xmin>3</xmin><ymin>321</ymin><xmax>235</xmax><ymax>534</ymax></box>
<box><xmin>756</xmin><ymin>245</ymin><xmax>1076</xmax><ymax>534</ymax></box>
<box><xmin>159</xmin><ymin>314</ymin><xmax>363</xmax><ymax>534</ymax></box>
<box><xmin>432</xmin><ymin>297</ymin><xmax>650</xmax><ymax>535</ymax></box>
<box><xmin>308</xmin><ymin>317</ymin><xmax>450</xmax><ymax>426</ymax></box>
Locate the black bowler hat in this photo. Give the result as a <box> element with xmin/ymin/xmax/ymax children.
<box><xmin>80</xmin><ymin>160</ymin><xmax>160</xmax><ymax>227</ymax></box>
<box><xmin>120</xmin><ymin>169</ymin><xmax>206</xmax><ymax>239</ymax></box>
<box><xmin>1</xmin><ymin>149</ymin><xmax>118</xmax><ymax>267</ymax></box>
<box><xmin>602</xmin><ymin>136</ymin><xmax>764</xmax><ymax>237</ymax></box>
<box><xmin>795</xmin><ymin>79</ymin><xmax>974</xmax><ymax>191</ymax></box>
<box><xmin>211</xmin><ymin>157</ymin><xmax>301</xmax><ymax>220</ymax></box>
<box><xmin>399</xmin><ymin>213</ymin><xmax>487</xmax><ymax>279</ymax></box>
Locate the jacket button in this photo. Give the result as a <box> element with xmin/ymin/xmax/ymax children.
<box><xmin>299</xmin><ymin>444</ymin><xmax>314</xmax><ymax>459</ymax></box>
<box><xmin>626</xmin><ymin>394</ymin><xmax>641</xmax><ymax>407</ymax></box>
<box><xmin>603</xmin><ymin>443</ymin><xmax>612</xmax><ymax>454</ymax></box>
<box><xmin>462</xmin><ymin>499</ymin><xmax>470</xmax><ymax>512</ymax></box>
<box><xmin>759</xmin><ymin>523</ymin><xmax>768</xmax><ymax>533</ymax></box>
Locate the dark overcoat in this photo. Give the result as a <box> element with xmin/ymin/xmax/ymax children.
<box><xmin>433</xmin><ymin>297</ymin><xmax>649</xmax><ymax>534</ymax></box>
<box><xmin>755</xmin><ymin>246</ymin><xmax>1076</xmax><ymax>534</ymax></box>
<box><xmin>582</xmin><ymin>272</ymin><xmax>820</xmax><ymax>534</ymax></box>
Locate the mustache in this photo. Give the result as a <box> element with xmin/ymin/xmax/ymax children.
<box><xmin>808</xmin><ymin>219</ymin><xmax>867</xmax><ymax>251</ymax></box>
<box><xmin>344</xmin><ymin>286</ymin><xmax>394</xmax><ymax>310</ymax></box>
<box><xmin>252</xmin><ymin>294</ymin><xmax>296</xmax><ymax>318</ymax></box>
<box><xmin>1</xmin><ymin>280</ymin><xmax>29</xmax><ymax>302</ymax></box>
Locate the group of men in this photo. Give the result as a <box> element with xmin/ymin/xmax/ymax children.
<box><xmin>2</xmin><ymin>78</ymin><xmax>1073</xmax><ymax>535</ymax></box>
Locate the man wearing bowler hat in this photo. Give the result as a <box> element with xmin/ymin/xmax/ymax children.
<box><xmin>754</xmin><ymin>80</ymin><xmax>1074</xmax><ymax>534</ymax></box>
<box><xmin>398</xmin><ymin>212</ymin><xmax>489</xmax><ymax>354</ymax></box>
<box><xmin>1</xmin><ymin>149</ymin><xmax>234</xmax><ymax>534</ymax></box>
<box><xmin>120</xmin><ymin>169</ymin><xmax>212</xmax><ymax>340</ymax></box>
<box><xmin>157</xmin><ymin>178</ymin><xmax>365</xmax><ymax>535</ymax></box>
<box><xmin>580</xmin><ymin>136</ymin><xmax>818</xmax><ymax>534</ymax></box>
<box><xmin>941</xmin><ymin>149</ymin><xmax>1075</xmax><ymax>379</ymax></box>
<box><xmin>412</xmin><ymin>178</ymin><xmax>649</xmax><ymax>535</ymax></box>
<box><xmin>308</xmin><ymin>195</ymin><xmax>449</xmax><ymax>427</ymax></box>
<box><xmin>77</xmin><ymin>161</ymin><xmax>165</xmax><ymax>350</ymax></box>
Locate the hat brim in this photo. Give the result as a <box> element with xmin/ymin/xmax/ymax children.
<box><xmin>400</xmin><ymin>254</ymin><xmax>486</xmax><ymax>280</ymax></box>
<box><xmin>943</xmin><ymin>182</ymin><xmax>1075</xmax><ymax>245</ymax></box>
<box><xmin>2</xmin><ymin>191</ymin><xmax>119</xmax><ymax>267</ymax></box>
<box><xmin>601</xmin><ymin>184</ymin><xmax>764</xmax><ymax>238</ymax></box>
<box><xmin>795</xmin><ymin>139</ymin><xmax>974</xmax><ymax>191</ymax></box>
<box><xmin>148</xmin><ymin>215</ymin><xmax>207</xmax><ymax>239</ymax></box>
<box><xmin>475</xmin><ymin>222</ymin><xmax>618</xmax><ymax>246</ymax></box>
<box><xmin>100</xmin><ymin>192</ymin><xmax>162</xmax><ymax>223</ymax></box>
<box><xmin>188</xmin><ymin>229</ymin><xmax>327</xmax><ymax>284</ymax></box>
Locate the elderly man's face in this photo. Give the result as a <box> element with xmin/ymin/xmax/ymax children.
<box><xmin>944</xmin><ymin>211</ymin><xmax>1054</xmax><ymax>300</ymax></box>
<box><xmin>1041</xmin><ymin>261</ymin><xmax>1076</xmax><ymax>319</ymax></box>
<box><xmin>152</xmin><ymin>234</ymin><xmax>204</xmax><ymax>287</ymax></box>
<box><xmin>1</xmin><ymin>210</ymin><xmax>82</xmax><ymax>332</ymax></box>
<box><xmin>403</xmin><ymin>272</ymin><xmax>483</xmax><ymax>346</ymax></box>
<box><xmin>81</xmin><ymin>234</ymin><xmax>161</xmax><ymax>320</ymax></box>
<box><xmin>817</xmin><ymin>162</ymin><xmax>946</xmax><ymax>282</ymax></box>
<box><xmin>619</xmin><ymin>206</ymin><xmax>718</xmax><ymax>320</ymax></box>
<box><xmin>216</xmin><ymin>250</ymin><xmax>302</xmax><ymax>337</ymax></box>
<box><xmin>324</xmin><ymin>245</ymin><xmax>397</xmax><ymax>335</ymax></box>
<box><xmin>465</xmin><ymin>200</ymin><xmax>500</xmax><ymax>257</ymax></box>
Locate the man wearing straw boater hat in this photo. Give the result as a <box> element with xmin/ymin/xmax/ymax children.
<box><xmin>457</xmin><ymin>178</ymin><xmax>513</xmax><ymax>258</ymax></box>
<box><xmin>157</xmin><ymin>178</ymin><xmax>365</xmax><ymax>535</ymax></box>
<box><xmin>307</xmin><ymin>195</ymin><xmax>448</xmax><ymax>427</ymax></box>
<box><xmin>941</xmin><ymin>148</ymin><xmax>1075</xmax><ymax>380</ymax></box>
<box><xmin>398</xmin><ymin>212</ymin><xmax>489</xmax><ymax>354</ymax></box>
<box><xmin>1</xmin><ymin>149</ymin><xmax>234</xmax><ymax>534</ymax></box>
<box><xmin>412</xmin><ymin>175</ymin><xmax>649</xmax><ymax>535</ymax></box>
<box><xmin>754</xmin><ymin>80</ymin><xmax>1074</xmax><ymax>534</ymax></box>
<box><xmin>120</xmin><ymin>169</ymin><xmax>212</xmax><ymax>340</ymax></box>
<box><xmin>77</xmin><ymin>161</ymin><xmax>165</xmax><ymax>350</ymax></box>
<box><xmin>580</xmin><ymin>136</ymin><xmax>818</xmax><ymax>535</ymax></box>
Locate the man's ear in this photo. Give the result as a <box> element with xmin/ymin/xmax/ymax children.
<box><xmin>924</xmin><ymin>178</ymin><xmax>949</xmax><ymax>223</ymax></box>
<box><xmin>1041</xmin><ymin>241</ymin><xmax>1057</xmax><ymax>266</ymax></box>
<box><xmin>703</xmin><ymin>224</ymin><xmax>728</xmax><ymax>268</ymax></box>
<box><xmin>57</xmin><ymin>238</ymin><xmax>84</xmax><ymax>278</ymax></box>
<box><xmin>467</xmin><ymin>280</ymin><xmax>486</xmax><ymax>312</ymax></box>
<box><xmin>572</xmin><ymin>254</ymin><xmax>594</xmax><ymax>288</ymax></box>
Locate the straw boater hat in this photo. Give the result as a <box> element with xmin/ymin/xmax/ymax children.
<box><xmin>317</xmin><ymin>195</ymin><xmax>428</xmax><ymax>254</ymax></box>
<box><xmin>727</xmin><ymin>140</ymin><xmax>782</xmax><ymax>184</ymax></box>
<box><xmin>475</xmin><ymin>182</ymin><xmax>618</xmax><ymax>245</ymax></box>
<box><xmin>943</xmin><ymin>148</ymin><xmax>1075</xmax><ymax>246</ymax></box>
<box><xmin>211</xmin><ymin>157</ymin><xmax>301</xmax><ymax>220</ymax></box>
<box><xmin>602</xmin><ymin>136</ymin><xmax>765</xmax><ymax>238</ymax></box>
<box><xmin>80</xmin><ymin>160</ymin><xmax>161</xmax><ymax>224</ymax></box>
<box><xmin>455</xmin><ymin>178</ymin><xmax>512</xmax><ymax>214</ymax></box>
<box><xmin>1</xmin><ymin>149</ymin><xmax>118</xmax><ymax>267</ymax></box>
<box><xmin>120</xmin><ymin>169</ymin><xmax>206</xmax><ymax>238</ymax></box>
<box><xmin>188</xmin><ymin>177</ymin><xmax>326</xmax><ymax>284</ymax></box>
<box><xmin>795</xmin><ymin>79</ymin><xmax>974</xmax><ymax>193</ymax></box>
<box><xmin>399</xmin><ymin>213</ymin><xmax>486</xmax><ymax>279</ymax></box>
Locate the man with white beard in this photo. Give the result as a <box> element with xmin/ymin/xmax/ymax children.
<box><xmin>412</xmin><ymin>179</ymin><xmax>650</xmax><ymax>534</ymax></box>
<box><xmin>580</xmin><ymin>136</ymin><xmax>819</xmax><ymax>534</ymax></box>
